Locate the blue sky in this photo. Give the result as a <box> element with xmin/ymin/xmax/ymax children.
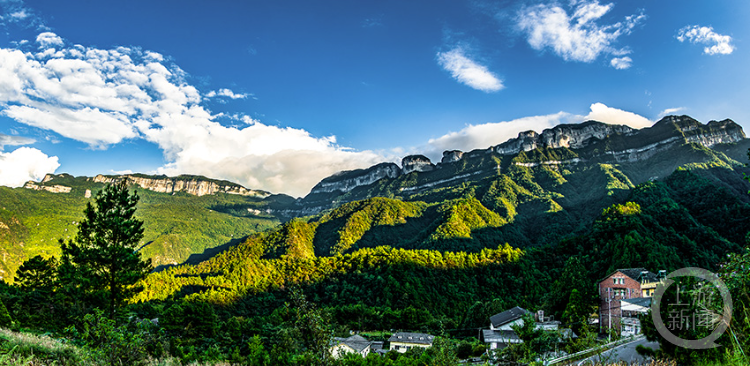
<box><xmin>0</xmin><ymin>0</ymin><xmax>747</xmax><ymax>196</ymax></box>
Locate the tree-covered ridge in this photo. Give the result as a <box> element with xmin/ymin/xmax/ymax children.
<box><xmin>135</xmin><ymin>243</ymin><xmax>523</xmax><ymax>305</ymax></box>
<box><xmin>0</xmin><ymin>175</ymin><xmax>286</xmax><ymax>280</ymax></box>
<box><xmin>133</xmin><ymin>162</ymin><xmax>750</xmax><ymax>313</ymax></box>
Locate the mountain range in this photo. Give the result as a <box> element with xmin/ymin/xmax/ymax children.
<box><xmin>1</xmin><ymin>115</ymin><xmax>749</xmax><ymax>287</ymax></box>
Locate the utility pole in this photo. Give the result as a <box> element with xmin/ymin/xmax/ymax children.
<box><xmin>607</xmin><ymin>297</ymin><xmax>612</xmax><ymax>343</ymax></box>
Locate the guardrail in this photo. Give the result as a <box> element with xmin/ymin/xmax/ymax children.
<box><xmin>544</xmin><ymin>335</ymin><xmax>644</xmax><ymax>365</ymax></box>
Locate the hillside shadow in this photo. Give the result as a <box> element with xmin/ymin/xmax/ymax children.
<box><xmin>153</xmin><ymin>236</ymin><xmax>249</xmax><ymax>272</ymax></box>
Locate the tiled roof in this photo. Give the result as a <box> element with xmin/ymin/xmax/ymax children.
<box><xmin>388</xmin><ymin>332</ymin><xmax>434</xmax><ymax>345</ymax></box>
<box><xmin>618</xmin><ymin>268</ymin><xmax>659</xmax><ymax>282</ymax></box>
<box><xmin>332</xmin><ymin>335</ymin><xmax>371</xmax><ymax>353</ymax></box>
<box><xmin>601</xmin><ymin>268</ymin><xmax>662</xmax><ymax>283</ymax></box>
<box><xmin>490</xmin><ymin>306</ymin><xmax>531</xmax><ymax>328</ymax></box>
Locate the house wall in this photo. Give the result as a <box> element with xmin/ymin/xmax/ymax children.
<box><xmin>389</xmin><ymin>341</ymin><xmax>431</xmax><ymax>353</ymax></box>
<box><xmin>599</xmin><ymin>271</ymin><xmax>643</xmax><ymax>332</ymax></box>
<box><xmin>330</xmin><ymin>344</ymin><xmax>369</xmax><ymax>359</ymax></box>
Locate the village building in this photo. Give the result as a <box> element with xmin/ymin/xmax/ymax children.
<box><xmin>599</xmin><ymin>268</ymin><xmax>665</xmax><ymax>335</ymax></box>
<box><xmin>388</xmin><ymin>332</ymin><xmax>434</xmax><ymax>353</ymax></box>
<box><xmin>482</xmin><ymin>307</ymin><xmax>575</xmax><ymax>350</ymax></box>
<box><xmin>329</xmin><ymin>334</ymin><xmax>372</xmax><ymax>359</ymax></box>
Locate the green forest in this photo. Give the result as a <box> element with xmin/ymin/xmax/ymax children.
<box><xmin>1</xmin><ymin>140</ymin><xmax>750</xmax><ymax>365</ymax></box>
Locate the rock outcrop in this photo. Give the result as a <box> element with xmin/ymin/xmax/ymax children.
<box><xmin>401</xmin><ymin>155</ymin><xmax>435</xmax><ymax>174</ymax></box>
<box><xmin>92</xmin><ymin>175</ymin><xmax>269</xmax><ymax>197</ymax></box>
<box><xmin>23</xmin><ymin>182</ymin><xmax>72</xmax><ymax>193</ymax></box>
<box><xmin>441</xmin><ymin>150</ymin><xmax>464</xmax><ymax>164</ymax></box>
<box><xmin>300</xmin><ymin>115</ymin><xmax>747</xmax><ymax>207</ymax></box>
<box><xmin>309</xmin><ymin>163</ymin><xmax>401</xmax><ymax>194</ymax></box>
<box><xmin>494</xmin><ymin>121</ymin><xmax>635</xmax><ymax>155</ymax></box>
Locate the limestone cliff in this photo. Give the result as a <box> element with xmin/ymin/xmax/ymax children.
<box><xmin>91</xmin><ymin>174</ymin><xmax>269</xmax><ymax>197</ymax></box>
<box><xmin>309</xmin><ymin>163</ymin><xmax>401</xmax><ymax>194</ymax></box>
<box><xmin>23</xmin><ymin>182</ymin><xmax>72</xmax><ymax>193</ymax></box>
<box><xmin>493</xmin><ymin>121</ymin><xmax>635</xmax><ymax>155</ymax></box>
<box><xmin>296</xmin><ymin>115</ymin><xmax>747</xmax><ymax>213</ymax></box>
<box><xmin>402</xmin><ymin>155</ymin><xmax>435</xmax><ymax>174</ymax></box>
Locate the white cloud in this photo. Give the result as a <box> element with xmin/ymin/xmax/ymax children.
<box><xmin>610</xmin><ymin>56</ymin><xmax>632</xmax><ymax>70</ymax></box>
<box><xmin>426</xmin><ymin>112</ymin><xmax>581</xmax><ymax>158</ymax></box>
<box><xmin>516</xmin><ymin>0</ymin><xmax>644</xmax><ymax>64</ymax></box>
<box><xmin>0</xmin><ymin>133</ymin><xmax>34</xmax><ymax>149</ymax></box>
<box><xmin>205</xmin><ymin>88</ymin><xmax>250</xmax><ymax>99</ymax></box>
<box><xmin>436</xmin><ymin>47</ymin><xmax>504</xmax><ymax>92</ymax></box>
<box><xmin>0</xmin><ymin>0</ymin><xmax>46</xmax><ymax>29</ymax></box>
<box><xmin>658</xmin><ymin>107</ymin><xmax>684</xmax><ymax>118</ymax></box>
<box><xmin>36</xmin><ymin>32</ymin><xmax>63</xmax><ymax>48</ymax></box>
<box><xmin>0</xmin><ymin>32</ymin><xmax>382</xmax><ymax>196</ymax></box>
<box><xmin>584</xmin><ymin>102</ymin><xmax>653</xmax><ymax>128</ymax></box>
<box><xmin>677</xmin><ymin>25</ymin><xmax>734</xmax><ymax>55</ymax></box>
<box><xmin>425</xmin><ymin>103</ymin><xmax>653</xmax><ymax>159</ymax></box>
<box><xmin>0</xmin><ymin>147</ymin><xmax>59</xmax><ymax>187</ymax></box>
<box><xmin>9</xmin><ymin>9</ymin><xmax>28</xmax><ymax>20</ymax></box>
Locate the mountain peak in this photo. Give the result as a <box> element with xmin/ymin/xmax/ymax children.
<box><xmin>493</xmin><ymin>120</ymin><xmax>634</xmax><ymax>155</ymax></box>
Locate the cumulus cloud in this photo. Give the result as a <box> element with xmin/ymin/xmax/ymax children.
<box><xmin>426</xmin><ymin>112</ymin><xmax>578</xmax><ymax>157</ymax></box>
<box><xmin>0</xmin><ymin>147</ymin><xmax>59</xmax><ymax>187</ymax></box>
<box><xmin>516</xmin><ymin>0</ymin><xmax>644</xmax><ymax>64</ymax></box>
<box><xmin>584</xmin><ymin>102</ymin><xmax>653</xmax><ymax>128</ymax></box>
<box><xmin>0</xmin><ymin>32</ymin><xmax>383</xmax><ymax>196</ymax></box>
<box><xmin>36</xmin><ymin>32</ymin><xmax>63</xmax><ymax>48</ymax></box>
<box><xmin>205</xmin><ymin>88</ymin><xmax>250</xmax><ymax>99</ymax></box>
<box><xmin>425</xmin><ymin>103</ymin><xmax>653</xmax><ymax>159</ymax></box>
<box><xmin>610</xmin><ymin>56</ymin><xmax>632</xmax><ymax>70</ymax></box>
<box><xmin>437</xmin><ymin>47</ymin><xmax>504</xmax><ymax>92</ymax></box>
<box><xmin>677</xmin><ymin>25</ymin><xmax>734</xmax><ymax>55</ymax></box>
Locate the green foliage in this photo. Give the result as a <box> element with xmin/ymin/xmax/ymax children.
<box><xmin>76</xmin><ymin>309</ymin><xmax>152</xmax><ymax>366</ymax></box>
<box><xmin>0</xmin><ymin>297</ymin><xmax>12</xmax><ymax>328</ymax></box>
<box><xmin>562</xmin><ymin>289</ymin><xmax>590</xmax><ymax>336</ymax></box>
<box><xmin>0</xmin><ymin>175</ymin><xmax>283</xmax><ymax>279</ymax></box>
<box><xmin>14</xmin><ymin>255</ymin><xmax>57</xmax><ymax>291</ymax></box>
<box><xmin>60</xmin><ymin>181</ymin><xmax>152</xmax><ymax>318</ymax></box>
<box><xmin>428</xmin><ymin>197</ymin><xmax>504</xmax><ymax>242</ymax></box>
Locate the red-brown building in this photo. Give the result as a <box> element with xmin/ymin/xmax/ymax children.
<box><xmin>599</xmin><ymin>268</ymin><xmax>665</xmax><ymax>334</ymax></box>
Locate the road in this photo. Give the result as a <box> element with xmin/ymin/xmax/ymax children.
<box><xmin>577</xmin><ymin>337</ymin><xmax>660</xmax><ymax>365</ymax></box>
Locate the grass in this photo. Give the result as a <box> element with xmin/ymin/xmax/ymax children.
<box><xmin>0</xmin><ymin>328</ymin><xmax>252</xmax><ymax>366</ymax></box>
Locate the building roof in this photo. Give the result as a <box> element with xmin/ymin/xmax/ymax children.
<box><xmin>490</xmin><ymin>306</ymin><xmax>531</xmax><ymax>328</ymax></box>
<box><xmin>388</xmin><ymin>332</ymin><xmax>435</xmax><ymax>345</ymax></box>
<box><xmin>621</xmin><ymin>297</ymin><xmax>652</xmax><ymax>313</ymax></box>
<box><xmin>482</xmin><ymin>329</ymin><xmax>521</xmax><ymax>344</ymax></box>
<box><xmin>601</xmin><ymin>268</ymin><xmax>662</xmax><ymax>283</ymax></box>
<box><xmin>332</xmin><ymin>335</ymin><xmax>371</xmax><ymax>353</ymax></box>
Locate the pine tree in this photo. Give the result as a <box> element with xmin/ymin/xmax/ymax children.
<box><xmin>15</xmin><ymin>255</ymin><xmax>57</xmax><ymax>292</ymax></box>
<box><xmin>60</xmin><ymin>180</ymin><xmax>152</xmax><ymax>319</ymax></box>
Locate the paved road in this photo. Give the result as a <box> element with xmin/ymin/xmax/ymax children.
<box><xmin>578</xmin><ymin>337</ymin><xmax>660</xmax><ymax>365</ymax></box>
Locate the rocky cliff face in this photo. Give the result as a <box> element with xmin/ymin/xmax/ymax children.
<box><xmin>494</xmin><ymin>121</ymin><xmax>635</xmax><ymax>155</ymax></box>
<box><xmin>92</xmin><ymin>174</ymin><xmax>269</xmax><ymax>197</ymax></box>
<box><xmin>441</xmin><ymin>150</ymin><xmax>464</xmax><ymax>164</ymax></box>
<box><xmin>309</xmin><ymin>163</ymin><xmax>401</xmax><ymax>194</ymax></box>
<box><xmin>23</xmin><ymin>182</ymin><xmax>72</xmax><ymax>193</ymax></box>
<box><xmin>300</xmin><ymin>115</ymin><xmax>747</xmax><ymax>206</ymax></box>
<box><xmin>402</xmin><ymin>155</ymin><xmax>435</xmax><ymax>174</ymax></box>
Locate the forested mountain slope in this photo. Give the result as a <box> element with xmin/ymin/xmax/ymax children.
<box><xmin>0</xmin><ymin>173</ymin><xmax>294</xmax><ymax>279</ymax></box>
